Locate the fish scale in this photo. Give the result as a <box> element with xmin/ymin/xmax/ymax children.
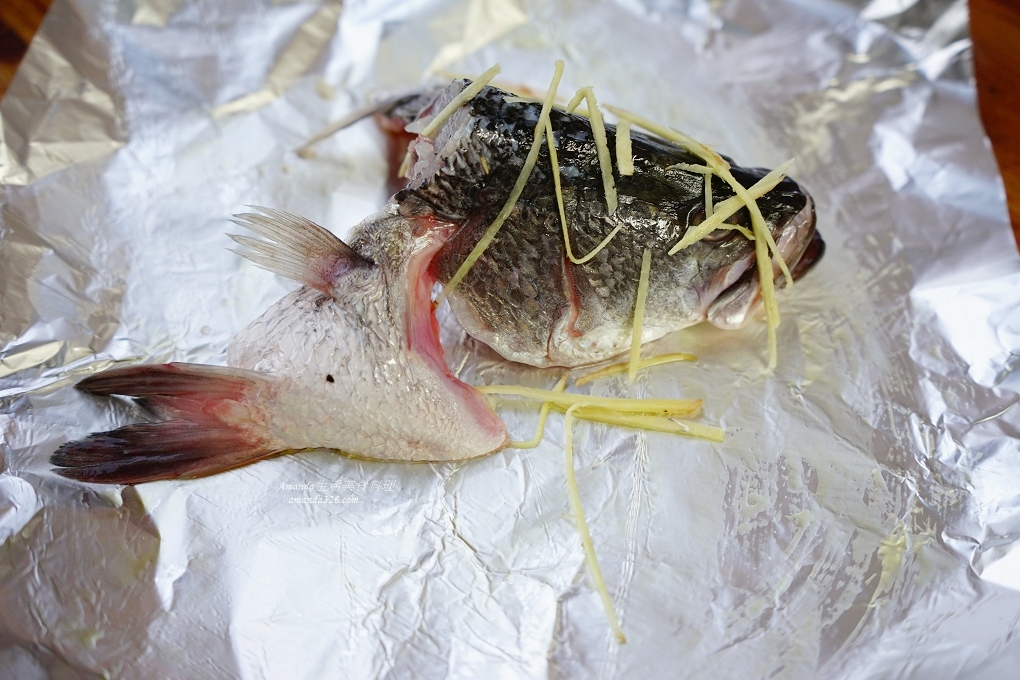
<box><xmin>446</xmin><ymin>203</ymin><xmax>571</xmax><ymax>355</ymax></box>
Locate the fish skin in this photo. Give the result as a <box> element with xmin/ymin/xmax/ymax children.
<box><xmin>393</xmin><ymin>81</ymin><xmax>821</xmax><ymax>367</ymax></box>
<box><xmin>52</xmin><ymin>205</ymin><xmax>508</xmax><ymax>483</ymax></box>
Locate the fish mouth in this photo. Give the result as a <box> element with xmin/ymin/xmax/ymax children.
<box><xmin>706</xmin><ymin>195</ymin><xmax>822</xmax><ymax>329</ymax></box>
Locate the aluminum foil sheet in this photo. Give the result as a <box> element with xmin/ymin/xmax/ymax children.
<box><xmin>1</xmin><ymin>0</ymin><xmax>1018</xmax><ymax>677</ymax></box>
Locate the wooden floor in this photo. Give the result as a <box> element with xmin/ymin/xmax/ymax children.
<box><xmin>1</xmin><ymin>0</ymin><xmax>1018</xmax><ymax>247</ymax></box>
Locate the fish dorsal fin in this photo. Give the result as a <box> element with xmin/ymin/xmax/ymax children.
<box><xmin>229</xmin><ymin>207</ymin><xmax>373</xmax><ymax>295</ymax></box>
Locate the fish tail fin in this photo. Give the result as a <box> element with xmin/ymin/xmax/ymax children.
<box><xmin>51</xmin><ymin>422</ymin><xmax>279</xmax><ymax>484</ymax></box>
<box><xmin>52</xmin><ymin>363</ymin><xmax>280</xmax><ymax>484</ymax></box>
<box><xmin>228</xmin><ymin>207</ymin><xmax>373</xmax><ymax>295</ymax></box>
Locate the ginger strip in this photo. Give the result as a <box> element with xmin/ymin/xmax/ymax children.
<box><xmin>628</xmin><ymin>249</ymin><xmax>653</xmax><ymax>382</ymax></box>
<box><xmin>574</xmin><ymin>353</ymin><xmax>697</xmax><ymax>387</ymax></box>
<box><xmin>563</xmin><ymin>405</ymin><xmax>627</xmax><ymax>644</ymax></box>
<box><xmin>670</xmin><ymin>162</ymin><xmax>713</xmax><ymax>173</ymax></box>
<box><xmin>704</xmin><ymin>170</ymin><xmax>714</xmax><ymax>218</ymax></box>
<box><xmin>669</xmin><ymin>160</ymin><xmax>794</xmax><ymax>253</ymax></box>
<box><xmin>420</xmin><ymin>64</ymin><xmax>502</xmax><ymax>139</ymax></box>
<box><xmin>546</xmin><ymin>119</ymin><xmax>626</xmax><ymax>265</ymax></box>
<box><xmin>508</xmin><ymin>375</ymin><xmax>567</xmax><ymax>449</ymax></box>
<box><xmin>434</xmin><ymin>61</ymin><xmax>564</xmax><ymax>305</ymax></box>
<box><xmin>567</xmin><ymin>87</ymin><xmax>618</xmax><ymax>215</ymax></box>
<box><xmin>560</xmin><ymin>406</ymin><xmax>724</xmax><ymax>442</ymax></box>
<box><xmin>477</xmin><ymin>385</ymin><xmax>701</xmax><ymax>417</ymax></box>
<box><xmin>616</xmin><ymin>120</ymin><xmax>634</xmax><ymax>176</ymax></box>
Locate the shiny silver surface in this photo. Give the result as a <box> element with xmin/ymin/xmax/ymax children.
<box><xmin>1</xmin><ymin>0</ymin><xmax>1017</xmax><ymax>677</ymax></box>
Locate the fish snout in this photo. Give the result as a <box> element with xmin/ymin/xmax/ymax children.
<box><xmin>705</xmin><ymin>179</ymin><xmax>823</xmax><ymax>329</ymax></box>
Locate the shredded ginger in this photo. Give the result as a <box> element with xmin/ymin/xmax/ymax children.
<box><xmin>482</xmin><ymin>384</ymin><xmax>723</xmax><ymax>443</ymax></box>
<box><xmin>669</xmin><ymin>160</ymin><xmax>794</xmax><ymax>253</ymax></box>
<box><xmin>563</xmin><ymin>404</ymin><xmax>627</xmax><ymax>644</ymax></box>
<box><xmin>704</xmin><ymin>169</ymin><xmax>714</xmax><ymax>217</ymax></box>
<box><xmin>574</xmin><ymin>353</ymin><xmax>697</xmax><ymax>386</ymax></box>
<box><xmin>476</xmin><ymin>385</ymin><xmax>701</xmax><ymax>416</ymax></box>
<box><xmin>546</xmin><ymin>118</ymin><xmax>626</xmax><ymax>265</ymax></box>
<box><xmin>567</xmin><ymin>87</ymin><xmax>618</xmax><ymax>215</ymax></box>
<box><xmin>558</xmin><ymin>406</ymin><xmax>724</xmax><ymax>442</ymax></box>
<box><xmin>507</xmin><ymin>375</ymin><xmax>567</xmax><ymax>449</ymax></box>
<box><xmin>670</xmin><ymin>162</ymin><xmax>713</xmax><ymax>173</ymax></box>
<box><xmin>616</xmin><ymin>120</ymin><xmax>634</xmax><ymax>176</ymax></box>
<box><xmin>628</xmin><ymin>249</ymin><xmax>653</xmax><ymax>382</ymax></box>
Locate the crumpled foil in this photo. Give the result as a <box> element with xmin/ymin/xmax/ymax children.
<box><xmin>1</xmin><ymin>0</ymin><xmax>1018</xmax><ymax>677</ymax></box>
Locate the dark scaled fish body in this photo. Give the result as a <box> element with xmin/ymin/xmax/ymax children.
<box><xmin>391</xmin><ymin>81</ymin><xmax>822</xmax><ymax>367</ymax></box>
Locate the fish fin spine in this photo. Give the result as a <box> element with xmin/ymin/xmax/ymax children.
<box><xmin>229</xmin><ymin>206</ymin><xmax>373</xmax><ymax>295</ymax></box>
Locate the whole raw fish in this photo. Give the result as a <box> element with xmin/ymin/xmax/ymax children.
<box><xmin>52</xmin><ymin>80</ymin><xmax>822</xmax><ymax>483</ymax></box>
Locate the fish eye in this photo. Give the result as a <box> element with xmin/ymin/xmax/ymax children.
<box><xmin>685</xmin><ymin>205</ymin><xmax>741</xmax><ymax>244</ymax></box>
<box><xmin>687</xmin><ymin>206</ymin><xmax>706</xmax><ymax>227</ymax></box>
<box><xmin>701</xmin><ymin>228</ymin><xmax>738</xmax><ymax>244</ymax></box>
<box><xmin>725</xmin><ymin>207</ymin><xmax>752</xmax><ymax>229</ymax></box>
<box><xmin>702</xmin><ymin>208</ymin><xmax>753</xmax><ymax>243</ymax></box>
